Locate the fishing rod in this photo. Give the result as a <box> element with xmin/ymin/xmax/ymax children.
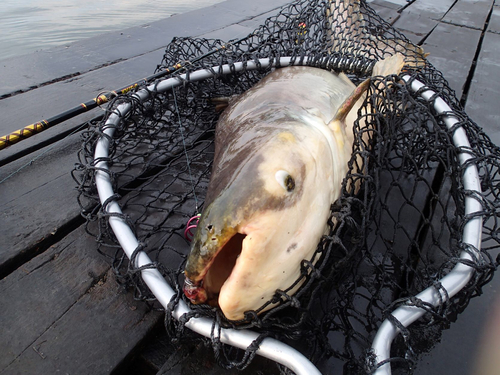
<box><xmin>0</xmin><ymin>34</ymin><xmax>255</xmax><ymax>152</ymax></box>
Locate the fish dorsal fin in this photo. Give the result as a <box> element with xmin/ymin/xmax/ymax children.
<box><xmin>327</xmin><ymin>77</ymin><xmax>370</xmax><ymax>150</ymax></box>
<box><xmin>330</xmin><ymin>77</ymin><xmax>370</xmax><ymax>126</ymax></box>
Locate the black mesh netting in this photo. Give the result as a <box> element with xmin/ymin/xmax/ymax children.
<box><xmin>73</xmin><ymin>0</ymin><xmax>500</xmax><ymax>373</ymax></box>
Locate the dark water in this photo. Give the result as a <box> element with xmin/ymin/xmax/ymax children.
<box><xmin>0</xmin><ymin>0</ymin><xmax>224</xmax><ymax>61</ymax></box>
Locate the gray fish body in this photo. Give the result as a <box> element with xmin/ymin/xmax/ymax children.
<box><xmin>184</xmin><ymin>66</ymin><xmax>362</xmax><ymax>320</ymax></box>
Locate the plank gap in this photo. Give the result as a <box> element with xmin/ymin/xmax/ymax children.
<box><xmin>0</xmin><ymin>215</ymin><xmax>85</xmax><ymax>280</ymax></box>
<box><xmin>441</xmin><ymin>19</ymin><xmax>484</xmax><ymax>31</ymax></box>
<box><xmin>417</xmin><ymin>0</ymin><xmax>460</xmax><ymax>45</ymax></box>
<box><xmin>460</xmin><ymin>2</ymin><xmax>495</xmax><ymax>107</ymax></box>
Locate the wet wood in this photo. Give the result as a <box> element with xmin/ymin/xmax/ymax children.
<box><xmin>0</xmin><ymin>0</ymin><xmax>278</xmax><ymax>277</ymax></box>
<box><xmin>133</xmin><ymin>324</ymin><xmax>283</xmax><ymax>375</ymax></box>
<box><xmin>393</xmin><ymin>10</ymin><xmax>439</xmax><ymax>44</ymax></box>
<box><xmin>487</xmin><ymin>3</ymin><xmax>500</xmax><ymax>34</ymax></box>
<box><xmin>0</xmin><ymin>0</ymin><xmax>291</xmax><ymax>98</ymax></box>
<box><xmin>0</xmin><ymin>134</ymin><xmax>83</xmax><ymax>276</ymax></box>
<box><xmin>0</xmin><ymin>0</ymin><xmax>291</xmax><ymax>166</ymax></box>
<box><xmin>405</xmin><ymin>0</ymin><xmax>456</xmax><ymax>15</ymax></box>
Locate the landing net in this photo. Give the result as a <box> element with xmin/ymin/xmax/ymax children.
<box><xmin>73</xmin><ymin>0</ymin><xmax>500</xmax><ymax>373</ymax></box>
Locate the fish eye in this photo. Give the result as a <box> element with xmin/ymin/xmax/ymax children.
<box><xmin>275</xmin><ymin>170</ymin><xmax>295</xmax><ymax>192</ymax></box>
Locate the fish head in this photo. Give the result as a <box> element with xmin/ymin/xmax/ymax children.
<box><xmin>184</xmin><ymin>127</ymin><xmax>336</xmax><ymax>320</ymax></box>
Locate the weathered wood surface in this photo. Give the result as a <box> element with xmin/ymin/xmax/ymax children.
<box><xmin>391</xmin><ymin>0</ymin><xmax>454</xmax><ymax>44</ymax></box>
<box><xmin>0</xmin><ymin>134</ymin><xmax>83</xmax><ymax>277</ymax></box>
<box><xmin>0</xmin><ymin>0</ymin><xmax>290</xmax><ymax>98</ymax></box>
<box><xmin>0</xmin><ymin>225</ymin><xmax>161</xmax><ymax>375</ymax></box>
<box><xmin>139</xmin><ymin>334</ymin><xmax>282</xmax><ymax>374</ymax></box>
<box><xmin>1</xmin><ymin>0</ymin><xmax>499</xmax><ymax>373</ymax></box>
<box><xmin>368</xmin><ymin>0</ymin><xmax>402</xmax><ymax>24</ymax></box>
<box><xmin>442</xmin><ymin>0</ymin><xmax>493</xmax><ymax>29</ymax></box>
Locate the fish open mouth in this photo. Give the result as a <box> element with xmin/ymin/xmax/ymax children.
<box><xmin>184</xmin><ymin>233</ymin><xmax>246</xmax><ymax>305</ymax></box>
<box><xmin>203</xmin><ymin>233</ymin><xmax>246</xmax><ymax>304</ymax></box>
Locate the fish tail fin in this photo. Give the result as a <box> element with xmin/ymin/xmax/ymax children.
<box><xmin>327</xmin><ymin>0</ymin><xmax>365</xmax><ymax>55</ymax></box>
<box><xmin>326</xmin><ymin>0</ymin><xmax>428</xmax><ymax>69</ymax></box>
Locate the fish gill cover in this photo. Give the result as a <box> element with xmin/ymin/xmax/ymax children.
<box><xmin>74</xmin><ymin>0</ymin><xmax>500</xmax><ymax>373</ymax></box>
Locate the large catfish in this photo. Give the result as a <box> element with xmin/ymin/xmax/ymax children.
<box><xmin>182</xmin><ymin>54</ymin><xmax>405</xmax><ymax>321</ymax></box>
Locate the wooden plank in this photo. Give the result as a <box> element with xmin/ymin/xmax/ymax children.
<box><xmin>201</xmin><ymin>24</ymin><xmax>255</xmax><ymax>40</ymax></box>
<box><xmin>137</xmin><ymin>326</ymin><xmax>282</xmax><ymax>374</ymax></box>
<box><xmin>0</xmin><ymin>14</ymin><xmax>249</xmax><ymax>164</ymax></box>
<box><xmin>442</xmin><ymin>0</ymin><xmax>494</xmax><ymax>30</ymax></box>
<box><xmin>0</xmin><ymin>115</ymin><xmax>209</xmax><ymax>275</ymax></box>
<box><xmin>0</xmin><ymin>7</ymin><xmax>271</xmax><ymax>276</ymax></box>
<box><xmin>414</xmin><ymin>271</ymin><xmax>500</xmax><ymax>375</ymax></box>
<box><xmin>238</xmin><ymin>8</ymin><xmax>285</xmax><ymax>29</ymax></box>
<box><xmin>368</xmin><ymin>0</ymin><xmax>403</xmax><ymax>25</ymax></box>
<box><xmin>157</xmin><ymin>342</ymin><xmax>282</xmax><ymax>374</ymax></box>
<box><xmin>0</xmin><ymin>225</ymin><xmax>107</xmax><ymax>370</ymax></box>
<box><xmin>465</xmin><ymin>31</ymin><xmax>500</xmax><ymax>146</ymax></box>
<box><xmin>392</xmin><ymin>0</ymin><xmax>456</xmax><ymax>44</ymax></box>
<box><xmin>1</xmin><ymin>130</ymin><xmax>211</xmax><ymax>373</ymax></box>
<box><xmin>392</xmin><ymin>10</ymin><xmax>440</xmax><ymax>45</ymax></box>
<box><xmin>0</xmin><ymin>49</ymin><xmax>164</xmax><ymax>164</ymax></box>
<box><xmin>0</xmin><ymin>0</ymin><xmax>291</xmax><ymax>168</ymax></box>
<box><xmin>0</xmin><ymin>223</ymin><xmax>162</xmax><ymax>375</ymax></box>
<box><xmin>370</xmin><ymin>0</ymin><xmax>408</xmax><ymax>7</ymax></box>
<box><xmin>2</xmin><ymin>266</ymin><xmax>161</xmax><ymax>375</ymax></box>
<box><xmin>404</xmin><ymin>0</ymin><xmax>456</xmax><ymax>16</ymax></box>
<box><xmin>414</xmin><ymin>6</ymin><xmax>500</xmax><ymax>373</ymax></box>
<box><xmin>422</xmin><ymin>22</ymin><xmax>482</xmax><ymax>96</ymax></box>
<box><xmin>0</xmin><ymin>134</ymin><xmax>83</xmax><ymax>275</ymax></box>
<box><xmin>486</xmin><ymin>3</ymin><xmax>500</xmax><ymax>34</ymax></box>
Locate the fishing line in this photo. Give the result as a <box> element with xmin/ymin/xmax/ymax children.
<box><xmin>172</xmin><ymin>86</ymin><xmax>200</xmax><ymax>213</ymax></box>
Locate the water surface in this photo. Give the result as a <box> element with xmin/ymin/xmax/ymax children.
<box><xmin>0</xmin><ymin>0</ymin><xmax>224</xmax><ymax>61</ymax></box>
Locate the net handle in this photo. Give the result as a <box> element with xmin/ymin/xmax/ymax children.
<box><xmin>370</xmin><ymin>75</ymin><xmax>483</xmax><ymax>374</ymax></box>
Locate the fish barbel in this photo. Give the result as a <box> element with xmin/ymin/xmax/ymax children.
<box><xmin>183</xmin><ymin>53</ymin><xmax>405</xmax><ymax>321</ymax></box>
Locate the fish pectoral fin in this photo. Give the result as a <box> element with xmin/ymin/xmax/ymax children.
<box><xmin>330</xmin><ymin>77</ymin><xmax>370</xmax><ymax>125</ymax></box>
<box><xmin>211</xmin><ymin>97</ymin><xmax>231</xmax><ymax>112</ymax></box>
<box><xmin>210</xmin><ymin>96</ymin><xmax>233</xmax><ymax>112</ymax></box>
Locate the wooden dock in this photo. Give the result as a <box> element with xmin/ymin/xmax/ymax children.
<box><xmin>1</xmin><ymin>0</ymin><xmax>499</xmax><ymax>374</ymax></box>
